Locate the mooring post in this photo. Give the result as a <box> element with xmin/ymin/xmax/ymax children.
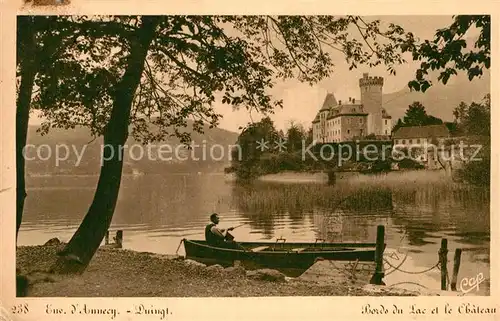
<box><xmin>327</xmin><ymin>170</ymin><xmax>336</xmax><ymax>185</ymax></box>
<box><xmin>105</xmin><ymin>230</ymin><xmax>109</xmax><ymax>245</ymax></box>
<box><xmin>370</xmin><ymin>225</ymin><xmax>385</xmax><ymax>285</ymax></box>
<box><xmin>450</xmin><ymin>248</ymin><xmax>462</xmax><ymax>291</ymax></box>
<box><xmin>116</xmin><ymin>230</ymin><xmax>123</xmax><ymax>248</ymax></box>
<box><xmin>439</xmin><ymin>238</ymin><xmax>448</xmax><ymax>291</ymax></box>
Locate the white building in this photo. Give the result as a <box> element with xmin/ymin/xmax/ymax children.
<box><xmin>312</xmin><ymin>73</ymin><xmax>392</xmax><ymax>143</ymax></box>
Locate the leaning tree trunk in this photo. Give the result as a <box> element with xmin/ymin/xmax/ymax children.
<box><xmin>16</xmin><ymin>17</ymin><xmax>37</xmax><ymax>240</ymax></box>
<box><xmin>53</xmin><ymin>17</ymin><xmax>160</xmax><ymax>274</ymax></box>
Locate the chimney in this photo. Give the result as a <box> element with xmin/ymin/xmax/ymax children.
<box><xmin>338</xmin><ymin>100</ymin><xmax>342</xmax><ymax>105</ymax></box>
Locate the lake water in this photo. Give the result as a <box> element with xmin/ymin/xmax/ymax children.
<box><xmin>18</xmin><ymin>171</ymin><xmax>490</xmax><ymax>295</ymax></box>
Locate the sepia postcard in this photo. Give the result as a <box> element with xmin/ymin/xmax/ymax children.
<box><xmin>1</xmin><ymin>0</ymin><xmax>499</xmax><ymax>320</ymax></box>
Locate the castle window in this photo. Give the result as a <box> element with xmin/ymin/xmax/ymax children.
<box><xmin>409</xmin><ymin>139</ymin><xmax>412</xmax><ymax>144</ymax></box>
<box><xmin>359</xmin><ymin>119</ymin><xmax>363</xmax><ymax>124</ymax></box>
<box><xmin>385</xmin><ymin>130</ymin><xmax>387</xmax><ymax>135</ymax></box>
<box><xmin>402</xmin><ymin>140</ymin><xmax>406</xmax><ymax>144</ymax></box>
<box><xmin>417</xmin><ymin>139</ymin><xmax>420</xmax><ymax>144</ymax></box>
<box><xmin>352</xmin><ymin>108</ymin><xmax>356</xmax><ymax>112</ymax></box>
<box><xmin>347</xmin><ymin>130</ymin><xmax>350</xmax><ymax>134</ymax></box>
<box><xmin>385</xmin><ymin>119</ymin><xmax>388</xmax><ymax>125</ymax></box>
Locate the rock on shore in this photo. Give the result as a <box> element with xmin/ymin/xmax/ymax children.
<box><xmin>247</xmin><ymin>268</ymin><xmax>286</xmax><ymax>282</ymax></box>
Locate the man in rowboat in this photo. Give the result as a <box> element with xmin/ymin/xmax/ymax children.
<box><xmin>205</xmin><ymin>213</ymin><xmax>237</xmax><ymax>247</ymax></box>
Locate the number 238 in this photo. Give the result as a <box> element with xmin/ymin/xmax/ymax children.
<box><xmin>12</xmin><ymin>303</ymin><xmax>29</xmax><ymax>314</ymax></box>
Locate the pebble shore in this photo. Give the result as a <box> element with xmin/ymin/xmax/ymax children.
<box><xmin>16</xmin><ymin>243</ymin><xmax>416</xmax><ymax>297</ymax></box>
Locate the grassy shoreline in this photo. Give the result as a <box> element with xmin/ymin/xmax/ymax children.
<box><xmin>17</xmin><ymin>243</ymin><xmax>415</xmax><ymax>297</ymax></box>
<box><xmin>257</xmin><ymin>169</ymin><xmax>453</xmax><ymax>184</ymax></box>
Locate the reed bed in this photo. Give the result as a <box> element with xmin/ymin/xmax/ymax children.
<box><xmin>226</xmin><ymin>170</ymin><xmax>488</xmax><ymax>216</ymax></box>
<box><xmin>231</xmin><ymin>183</ymin><xmax>392</xmax><ymax>214</ymax></box>
<box><xmin>343</xmin><ymin>170</ymin><xmax>454</xmax><ymax>187</ymax></box>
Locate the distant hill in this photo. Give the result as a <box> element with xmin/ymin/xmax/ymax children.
<box><xmin>383</xmin><ymin>36</ymin><xmax>490</xmax><ymax>123</ymax></box>
<box><xmin>25</xmin><ymin>121</ymin><xmax>239</xmax><ymax>175</ymax></box>
<box><xmin>383</xmin><ymin>70</ymin><xmax>490</xmax><ymax>123</ymax></box>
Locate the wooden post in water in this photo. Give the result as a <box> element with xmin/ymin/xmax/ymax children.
<box><xmin>105</xmin><ymin>230</ymin><xmax>109</xmax><ymax>245</ymax></box>
<box><xmin>115</xmin><ymin>230</ymin><xmax>123</xmax><ymax>248</ymax></box>
<box><xmin>439</xmin><ymin>238</ymin><xmax>448</xmax><ymax>291</ymax></box>
<box><xmin>327</xmin><ymin>170</ymin><xmax>336</xmax><ymax>185</ymax></box>
<box><xmin>450</xmin><ymin>248</ymin><xmax>462</xmax><ymax>291</ymax></box>
<box><xmin>370</xmin><ymin>225</ymin><xmax>385</xmax><ymax>285</ymax></box>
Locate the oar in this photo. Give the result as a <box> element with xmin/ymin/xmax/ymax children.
<box><xmin>180</xmin><ymin>222</ymin><xmax>248</xmax><ymax>238</ymax></box>
<box><xmin>229</xmin><ymin>223</ymin><xmax>248</xmax><ymax>230</ymax></box>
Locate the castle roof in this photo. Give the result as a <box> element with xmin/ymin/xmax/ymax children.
<box><xmin>319</xmin><ymin>93</ymin><xmax>338</xmax><ymax>111</ymax></box>
<box><xmin>313</xmin><ymin>90</ymin><xmax>392</xmax><ymax>123</ymax></box>
<box><xmin>327</xmin><ymin>104</ymin><xmax>367</xmax><ymax>119</ymax></box>
<box><xmin>393</xmin><ymin>124</ymin><xmax>450</xmax><ymax>139</ymax></box>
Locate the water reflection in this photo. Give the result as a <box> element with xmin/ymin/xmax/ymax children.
<box><xmin>22</xmin><ymin>174</ymin><xmax>490</xmax><ymax>247</ymax></box>
<box><xmin>232</xmin><ymin>181</ymin><xmax>394</xmax><ymax>243</ymax></box>
<box><xmin>390</xmin><ymin>185</ymin><xmax>490</xmax><ymax>247</ymax></box>
<box><xmin>19</xmin><ymin>173</ymin><xmax>490</xmax><ymax>294</ymax></box>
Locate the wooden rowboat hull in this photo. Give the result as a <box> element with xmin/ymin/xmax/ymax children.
<box><xmin>183</xmin><ymin>239</ymin><xmax>378</xmax><ymax>276</ymax></box>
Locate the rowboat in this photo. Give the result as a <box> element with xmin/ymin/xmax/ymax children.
<box><xmin>182</xmin><ymin>238</ymin><xmax>380</xmax><ymax>277</ymax></box>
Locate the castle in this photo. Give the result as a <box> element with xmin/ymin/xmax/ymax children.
<box><xmin>312</xmin><ymin>73</ymin><xmax>392</xmax><ymax>143</ymax></box>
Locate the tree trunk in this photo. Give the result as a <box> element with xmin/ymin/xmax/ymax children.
<box><xmin>16</xmin><ymin>17</ymin><xmax>37</xmax><ymax>240</ymax></box>
<box><xmin>53</xmin><ymin>17</ymin><xmax>160</xmax><ymax>274</ymax></box>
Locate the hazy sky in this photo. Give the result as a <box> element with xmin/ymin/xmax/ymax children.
<box><xmin>29</xmin><ymin>16</ymin><xmax>458</xmax><ymax>133</ymax></box>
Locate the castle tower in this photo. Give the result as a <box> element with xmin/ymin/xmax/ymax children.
<box><xmin>359</xmin><ymin>73</ymin><xmax>384</xmax><ymax>135</ymax></box>
<box><xmin>311</xmin><ymin>93</ymin><xmax>337</xmax><ymax>142</ymax></box>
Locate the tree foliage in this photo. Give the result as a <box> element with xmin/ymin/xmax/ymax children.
<box><xmin>453</xmin><ymin>94</ymin><xmax>490</xmax><ymax>137</ymax></box>
<box><xmin>229</xmin><ymin>117</ymin><xmax>280</xmax><ymax>180</ymax></box>
<box><xmin>286</xmin><ymin>122</ymin><xmax>307</xmax><ymax>152</ymax></box>
<box><xmin>30</xmin><ymin>15</ymin><xmax>414</xmax><ymax>145</ymax></box>
<box><xmin>392</xmin><ymin>119</ymin><xmax>404</xmax><ymax>133</ymax></box>
<box><xmin>454</xmin><ymin>94</ymin><xmax>490</xmax><ymax>187</ymax></box>
<box><xmin>401</xmin><ymin>101</ymin><xmax>443</xmax><ymax>127</ymax></box>
<box><xmin>407</xmin><ymin>15</ymin><xmax>490</xmax><ymax>92</ymax></box>
<box><xmin>16</xmin><ymin>16</ymin><xmax>86</xmax><ymax>237</ymax></box>
<box><xmin>229</xmin><ymin>119</ymin><xmax>327</xmax><ymax>180</ymax></box>
<box><xmin>464</xmin><ymin>101</ymin><xmax>490</xmax><ymax>137</ymax></box>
